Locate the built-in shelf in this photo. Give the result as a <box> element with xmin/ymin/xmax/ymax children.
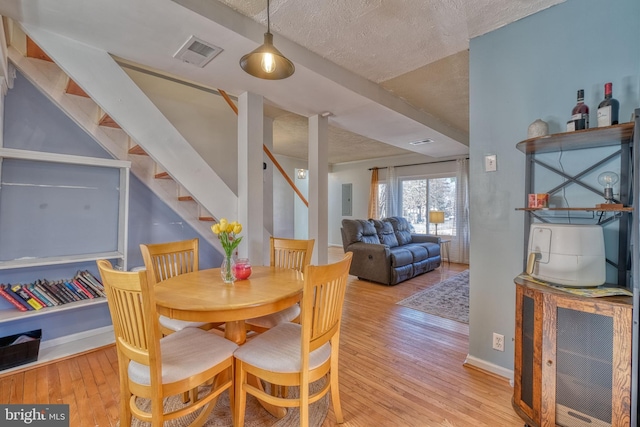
<box><xmin>516</xmin><ymin>123</ymin><xmax>634</xmax><ymax>154</ymax></box>
<box><xmin>0</xmin><ymin>298</ymin><xmax>107</xmax><ymax>323</ymax></box>
<box><xmin>0</xmin><ymin>251</ymin><xmax>124</xmax><ymax>270</ymax></box>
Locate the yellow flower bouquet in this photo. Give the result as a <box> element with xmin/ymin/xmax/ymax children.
<box><xmin>211</xmin><ymin>218</ymin><xmax>243</xmax><ymax>283</ymax></box>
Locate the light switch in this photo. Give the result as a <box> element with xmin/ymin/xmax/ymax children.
<box><xmin>485</xmin><ymin>154</ymin><xmax>497</xmax><ymax>172</ymax></box>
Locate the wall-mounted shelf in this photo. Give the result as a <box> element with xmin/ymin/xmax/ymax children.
<box><xmin>516</xmin><ymin>123</ymin><xmax>634</xmax><ymax>154</ymax></box>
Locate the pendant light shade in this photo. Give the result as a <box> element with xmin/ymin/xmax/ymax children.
<box><xmin>239</xmin><ymin>0</ymin><xmax>295</xmax><ymax>80</ymax></box>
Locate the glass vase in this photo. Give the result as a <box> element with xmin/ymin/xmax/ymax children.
<box><xmin>221</xmin><ymin>255</ymin><xmax>236</xmax><ymax>284</ymax></box>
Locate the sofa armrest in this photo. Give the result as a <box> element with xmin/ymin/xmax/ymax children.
<box><xmin>411</xmin><ymin>234</ymin><xmax>441</xmax><ymax>244</ymax></box>
<box><xmin>344</xmin><ymin>242</ymin><xmax>391</xmax><ymax>284</ymax></box>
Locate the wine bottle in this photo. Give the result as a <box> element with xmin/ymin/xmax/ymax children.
<box><xmin>569</xmin><ymin>89</ymin><xmax>589</xmax><ymax>131</ymax></box>
<box><xmin>597</xmin><ymin>82</ymin><xmax>620</xmax><ymax>127</ymax></box>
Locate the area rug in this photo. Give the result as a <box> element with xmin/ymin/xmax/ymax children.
<box><xmin>120</xmin><ymin>379</ymin><xmax>328</xmax><ymax>427</ymax></box>
<box><xmin>396</xmin><ymin>270</ymin><xmax>469</xmax><ymax>324</ymax></box>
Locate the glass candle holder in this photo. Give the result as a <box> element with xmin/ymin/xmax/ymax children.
<box><xmin>234</xmin><ymin>258</ymin><xmax>252</xmax><ymax>280</ymax></box>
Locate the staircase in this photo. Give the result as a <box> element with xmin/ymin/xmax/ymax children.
<box><xmin>7</xmin><ymin>29</ymin><xmax>237</xmax><ymax>252</ymax></box>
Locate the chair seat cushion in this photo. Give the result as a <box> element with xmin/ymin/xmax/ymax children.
<box><xmin>245</xmin><ymin>304</ymin><xmax>301</xmax><ymax>329</ymax></box>
<box><xmin>128</xmin><ymin>327</ymin><xmax>237</xmax><ymax>386</ymax></box>
<box><xmin>234</xmin><ymin>322</ymin><xmax>331</xmax><ymax>373</ymax></box>
<box><xmin>159</xmin><ymin>315</ymin><xmax>209</xmax><ymax>332</ymax></box>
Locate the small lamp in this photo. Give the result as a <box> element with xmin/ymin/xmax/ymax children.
<box><xmin>429</xmin><ymin>211</ymin><xmax>445</xmax><ymax>235</ymax></box>
<box><xmin>597</xmin><ymin>171</ymin><xmax>619</xmax><ymax>204</ymax></box>
<box><xmin>296</xmin><ymin>169</ymin><xmax>307</xmax><ymax>179</ymax></box>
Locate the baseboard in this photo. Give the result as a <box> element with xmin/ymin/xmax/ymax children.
<box><xmin>40</xmin><ymin>325</ymin><xmax>114</xmax><ymax>349</ymax></box>
<box><xmin>463</xmin><ymin>354</ymin><xmax>514</xmax><ymax>385</ymax></box>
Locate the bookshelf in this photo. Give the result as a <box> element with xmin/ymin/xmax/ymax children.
<box><xmin>0</xmin><ymin>148</ymin><xmax>130</xmax><ymax>367</ymax></box>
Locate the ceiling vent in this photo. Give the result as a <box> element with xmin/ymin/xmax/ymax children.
<box><xmin>173</xmin><ymin>36</ymin><xmax>223</xmax><ymax>68</ymax></box>
<box><xmin>409</xmin><ymin>138</ymin><xmax>434</xmax><ymax>146</ymax></box>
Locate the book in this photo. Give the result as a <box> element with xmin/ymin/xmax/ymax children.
<box><xmin>36</xmin><ymin>280</ymin><xmax>63</xmax><ymax>305</ymax></box>
<box><xmin>76</xmin><ymin>272</ymin><xmax>106</xmax><ymax>297</ymax></box>
<box><xmin>19</xmin><ymin>284</ymin><xmax>48</xmax><ymax>308</ymax></box>
<box><xmin>11</xmin><ymin>284</ymin><xmax>44</xmax><ymax>310</ymax></box>
<box><xmin>74</xmin><ymin>278</ymin><xmax>99</xmax><ymax>298</ymax></box>
<box><xmin>77</xmin><ymin>271</ymin><xmax>106</xmax><ymax>297</ymax></box>
<box><xmin>0</xmin><ymin>284</ymin><xmax>28</xmax><ymax>312</ymax></box>
<box><xmin>27</xmin><ymin>283</ymin><xmax>54</xmax><ymax>307</ymax></box>
<box><xmin>50</xmin><ymin>280</ymin><xmax>75</xmax><ymax>303</ymax></box>
<box><xmin>3</xmin><ymin>285</ymin><xmax>34</xmax><ymax>311</ymax></box>
<box><xmin>72</xmin><ymin>279</ymin><xmax>94</xmax><ymax>299</ymax></box>
<box><xmin>63</xmin><ymin>281</ymin><xmax>88</xmax><ymax>300</ymax></box>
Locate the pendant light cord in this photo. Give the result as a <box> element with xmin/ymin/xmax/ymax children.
<box><xmin>267</xmin><ymin>0</ymin><xmax>271</xmax><ymax>34</ymax></box>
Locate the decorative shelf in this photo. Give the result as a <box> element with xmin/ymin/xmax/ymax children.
<box><xmin>0</xmin><ymin>251</ymin><xmax>124</xmax><ymax>270</ymax></box>
<box><xmin>0</xmin><ymin>298</ymin><xmax>107</xmax><ymax>323</ymax></box>
<box><xmin>516</xmin><ymin>123</ymin><xmax>634</xmax><ymax>154</ymax></box>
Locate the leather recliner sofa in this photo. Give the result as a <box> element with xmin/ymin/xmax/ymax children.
<box><xmin>340</xmin><ymin>216</ymin><xmax>441</xmax><ymax>285</ymax></box>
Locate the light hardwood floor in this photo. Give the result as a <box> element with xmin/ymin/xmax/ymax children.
<box><xmin>0</xmin><ymin>248</ymin><xmax>523</xmax><ymax>426</ymax></box>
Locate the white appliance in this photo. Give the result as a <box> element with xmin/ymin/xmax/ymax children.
<box><xmin>526</xmin><ymin>223</ymin><xmax>605</xmax><ymax>287</ymax></box>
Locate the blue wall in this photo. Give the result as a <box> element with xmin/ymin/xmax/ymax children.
<box><xmin>0</xmin><ymin>71</ymin><xmax>221</xmax><ymax>341</ymax></box>
<box><xmin>468</xmin><ymin>0</ymin><xmax>640</xmax><ymax>371</ymax></box>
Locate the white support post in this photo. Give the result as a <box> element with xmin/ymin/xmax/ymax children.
<box><xmin>308</xmin><ymin>114</ymin><xmax>329</xmax><ymax>265</ymax></box>
<box><xmin>238</xmin><ymin>92</ymin><xmax>264</xmax><ymax>263</ymax></box>
<box><xmin>263</xmin><ymin>116</ymin><xmax>274</xmax><ymax>265</ymax></box>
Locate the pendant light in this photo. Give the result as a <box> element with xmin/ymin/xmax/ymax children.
<box><xmin>239</xmin><ymin>0</ymin><xmax>295</xmax><ymax>80</ymax></box>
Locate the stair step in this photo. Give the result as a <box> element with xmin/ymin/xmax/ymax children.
<box><xmin>128</xmin><ymin>145</ymin><xmax>147</xmax><ymax>155</ymax></box>
<box><xmin>65</xmin><ymin>78</ymin><xmax>90</xmax><ymax>98</ymax></box>
<box><xmin>154</xmin><ymin>171</ymin><xmax>171</xmax><ymax>179</ymax></box>
<box><xmin>26</xmin><ymin>37</ymin><xmax>53</xmax><ymax>62</ymax></box>
<box><xmin>178</xmin><ymin>196</ymin><xmax>194</xmax><ymax>201</ymax></box>
<box><xmin>98</xmin><ymin>113</ymin><xmax>121</xmax><ymax>128</ymax></box>
<box><xmin>199</xmin><ymin>216</ymin><xmax>215</xmax><ymax>222</ymax></box>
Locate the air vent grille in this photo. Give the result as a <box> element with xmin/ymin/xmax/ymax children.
<box><xmin>174</xmin><ymin>36</ymin><xmax>223</xmax><ymax>68</ymax></box>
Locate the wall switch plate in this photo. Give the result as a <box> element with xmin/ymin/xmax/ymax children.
<box><xmin>485</xmin><ymin>154</ymin><xmax>497</xmax><ymax>172</ymax></box>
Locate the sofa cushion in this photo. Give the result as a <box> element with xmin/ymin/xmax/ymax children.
<box><xmin>370</xmin><ymin>219</ymin><xmax>399</xmax><ymax>248</ymax></box>
<box><xmin>341</xmin><ymin>219</ymin><xmax>380</xmax><ymax>247</ymax></box>
<box><xmin>403</xmin><ymin>244</ymin><xmax>429</xmax><ymax>262</ymax></box>
<box><xmin>388</xmin><ymin>247</ymin><xmax>413</xmax><ymax>267</ymax></box>
<box><xmin>412</xmin><ymin>242</ymin><xmax>441</xmax><ymax>258</ymax></box>
<box><xmin>386</xmin><ymin>217</ymin><xmax>413</xmax><ymax>246</ymax></box>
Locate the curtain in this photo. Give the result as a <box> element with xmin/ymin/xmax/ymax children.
<box><xmin>368</xmin><ymin>168</ymin><xmax>379</xmax><ymax>219</ymax></box>
<box><xmin>386</xmin><ymin>166</ymin><xmax>399</xmax><ymax>217</ymax></box>
<box><xmin>455</xmin><ymin>158</ymin><xmax>470</xmax><ymax>264</ymax></box>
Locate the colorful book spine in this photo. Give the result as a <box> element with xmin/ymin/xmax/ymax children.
<box><xmin>74</xmin><ymin>275</ymin><xmax>102</xmax><ymax>298</ymax></box>
<box><xmin>72</xmin><ymin>279</ymin><xmax>95</xmax><ymax>299</ymax></box>
<box><xmin>4</xmin><ymin>285</ymin><xmax>34</xmax><ymax>311</ymax></box>
<box><xmin>28</xmin><ymin>284</ymin><xmax>54</xmax><ymax>307</ymax></box>
<box><xmin>11</xmin><ymin>284</ymin><xmax>43</xmax><ymax>310</ymax></box>
<box><xmin>36</xmin><ymin>280</ymin><xmax>63</xmax><ymax>305</ymax></box>
<box><xmin>50</xmin><ymin>281</ymin><xmax>74</xmax><ymax>303</ymax></box>
<box><xmin>78</xmin><ymin>271</ymin><xmax>106</xmax><ymax>297</ymax></box>
<box><xmin>21</xmin><ymin>284</ymin><xmax>50</xmax><ymax>308</ymax></box>
<box><xmin>64</xmin><ymin>281</ymin><xmax>87</xmax><ymax>300</ymax></box>
<box><xmin>0</xmin><ymin>284</ymin><xmax>28</xmax><ymax>311</ymax></box>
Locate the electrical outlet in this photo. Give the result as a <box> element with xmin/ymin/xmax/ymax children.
<box><xmin>493</xmin><ymin>333</ymin><xmax>505</xmax><ymax>352</ymax></box>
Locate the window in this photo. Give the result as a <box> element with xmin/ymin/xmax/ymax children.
<box><xmin>377</xmin><ymin>182</ymin><xmax>387</xmax><ymax>218</ymax></box>
<box><xmin>400</xmin><ymin>176</ymin><xmax>456</xmax><ymax>235</ymax></box>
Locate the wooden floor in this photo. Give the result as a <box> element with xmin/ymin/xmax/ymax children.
<box><xmin>0</xmin><ymin>248</ymin><xmax>524</xmax><ymax>427</ymax></box>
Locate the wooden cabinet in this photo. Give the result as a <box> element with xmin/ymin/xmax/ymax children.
<box><xmin>514</xmin><ymin>277</ymin><xmax>633</xmax><ymax>427</ymax></box>
<box><xmin>514</xmin><ymin>114</ymin><xmax>640</xmax><ymax>426</ymax></box>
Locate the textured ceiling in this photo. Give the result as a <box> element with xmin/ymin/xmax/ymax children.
<box><xmin>220</xmin><ymin>0</ymin><xmax>563</xmax><ymax>163</ymax></box>
<box><xmin>0</xmin><ymin>0</ymin><xmax>565</xmax><ymax>164</ymax></box>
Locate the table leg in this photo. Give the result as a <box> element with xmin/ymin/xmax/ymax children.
<box><xmin>248</xmin><ymin>375</ymin><xmax>287</xmax><ymax>419</ymax></box>
<box><xmin>224</xmin><ymin>320</ymin><xmax>247</xmax><ymax>345</ymax></box>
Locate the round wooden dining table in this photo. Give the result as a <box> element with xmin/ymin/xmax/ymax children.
<box><xmin>154</xmin><ymin>265</ymin><xmax>304</xmax><ymax>345</ymax></box>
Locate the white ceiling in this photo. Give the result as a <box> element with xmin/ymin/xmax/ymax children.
<box><xmin>0</xmin><ymin>0</ymin><xmax>564</xmax><ymax>164</ymax></box>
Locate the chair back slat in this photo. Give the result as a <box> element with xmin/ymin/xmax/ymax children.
<box><xmin>301</xmin><ymin>253</ymin><xmax>353</xmax><ymax>351</ymax></box>
<box><xmin>140</xmin><ymin>239</ymin><xmax>199</xmax><ymax>284</ymax></box>
<box><xmin>270</xmin><ymin>237</ymin><xmax>314</xmax><ymax>272</ymax></box>
<box><xmin>97</xmin><ymin>259</ymin><xmax>160</xmax><ymax>365</ymax></box>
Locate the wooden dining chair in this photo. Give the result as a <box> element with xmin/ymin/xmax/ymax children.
<box><xmin>244</xmin><ymin>237</ymin><xmax>314</xmax><ymax>333</ymax></box>
<box><xmin>140</xmin><ymin>238</ymin><xmax>218</xmax><ymax>335</ymax></box>
<box><xmin>97</xmin><ymin>259</ymin><xmax>237</xmax><ymax>427</ymax></box>
<box><xmin>233</xmin><ymin>252</ymin><xmax>353</xmax><ymax>427</ymax></box>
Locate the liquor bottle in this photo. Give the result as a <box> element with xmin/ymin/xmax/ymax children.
<box><xmin>569</xmin><ymin>89</ymin><xmax>589</xmax><ymax>131</ymax></box>
<box><xmin>597</xmin><ymin>82</ymin><xmax>620</xmax><ymax>127</ymax></box>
